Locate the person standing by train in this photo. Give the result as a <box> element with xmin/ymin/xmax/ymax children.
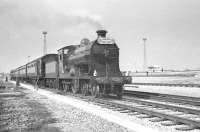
<box><xmin>34</xmin><ymin>78</ymin><xmax>39</xmax><ymax>91</ymax></box>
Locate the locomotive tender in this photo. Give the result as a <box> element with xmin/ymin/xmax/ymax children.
<box><xmin>10</xmin><ymin>30</ymin><xmax>124</xmax><ymax>98</ymax></box>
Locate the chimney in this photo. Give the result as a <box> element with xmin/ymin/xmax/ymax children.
<box><xmin>96</xmin><ymin>30</ymin><xmax>107</xmax><ymax>38</ymax></box>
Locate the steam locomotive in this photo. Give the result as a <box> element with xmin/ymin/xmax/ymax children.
<box><xmin>10</xmin><ymin>30</ymin><xmax>124</xmax><ymax>98</ymax></box>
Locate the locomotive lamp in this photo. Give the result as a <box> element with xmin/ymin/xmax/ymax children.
<box><xmin>42</xmin><ymin>31</ymin><xmax>47</xmax><ymax>55</ymax></box>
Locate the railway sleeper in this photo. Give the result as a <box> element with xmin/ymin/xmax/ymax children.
<box><xmin>128</xmin><ymin>112</ymin><xmax>140</xmax><ymax>116</ymax></box>
<box><xmin>149</xmin><ymin>117</ymin><xmax>166</xmax><ymax>122</ymax></box>
<box><xmin>116</xmin><ymin>107</ymin><xmax>128</xmax><ymax>111</ymax></box>
<box><xmin>175</xmin><ymin>125</ymin><xmax>197</xmax><ymax>131</ymax></box>
<box><xmin>161</xmin><ymin>121</ymin><xmax>181</xmax><ymax>126</ymax></box>
<box><xmin>119</xmin><ymin>110</ymin><xmax>131</xmax><ymax>113</ymax></box>
<box><xmin>136</xmin><ymin>114</ymin><xmax>153</xmax><ymax>119</ymax></box>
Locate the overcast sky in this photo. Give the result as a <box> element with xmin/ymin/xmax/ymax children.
<box><xmin>1</xmin><ymin>0</ymin><xmax>200</xmax><ymax>72</ymax></box>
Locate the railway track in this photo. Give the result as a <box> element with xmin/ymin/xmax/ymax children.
<box><xmin>96</xmin><ymin>99</ymin><xmax>200</xmax><ymax>131</ymax></box>
<box><xmin>123</xmin><ymin>97</ymin><xmax>200</xmax><ymax>115</ymax></box>
<box><xmin>124</xmin><ymin>90</ymin><xmax>200</xmax><ymax>106</ymax></box>
<box><xmin>11</xmin><ymin>81</ymin><xmax>200</xmax><ymax>131</ymax></box>
<box><xmin>126</xmin><ymin>83</ymin><xmax>200</xmax><ymax>88</ymax></box>
<box><xmin>64</xmin><ymin>92</ymin><xmax>200</xmax><ymax>131</ymax></box>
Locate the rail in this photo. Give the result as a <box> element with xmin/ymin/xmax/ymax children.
<box><xmin>124</xmin><ymin>90</ymin><xmax>200</xmax><ymax>106</ymax></box>
<box><xmin>126</xmin><ymin>83</ymin><xmax>200</xmax><ymax>88</ymax></box>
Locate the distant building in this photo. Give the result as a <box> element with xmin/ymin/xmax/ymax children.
<box><xmin>148</xmin><ymin>66</ymin><xmax>163</xmax><ymax>72</ymax></box>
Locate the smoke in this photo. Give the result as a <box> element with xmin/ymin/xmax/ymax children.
<box><xmin>51</xmin><ymin>9</ymin><xmax>104</xmax><ymax>31</ymax></box>
<box><xmin>0</xmin><ymin>1</ymin><xmax>104</xmax><ymax>32</ymax></box>
<box><xmin>68</xmin><ymin>9</ymin><xmax>104</xmax><ymax>30</ymax></box>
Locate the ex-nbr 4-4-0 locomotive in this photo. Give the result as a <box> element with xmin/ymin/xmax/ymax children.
<box><xmin>10</xmin><ymin>30</ymin><xmax>124</xmax><ymax>98</ymax></box>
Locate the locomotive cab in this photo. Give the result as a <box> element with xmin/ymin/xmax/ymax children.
<box><xmin>58</xmin><ymin>45</ymin><xmax>77</xmax><ymax>76</ymax></box>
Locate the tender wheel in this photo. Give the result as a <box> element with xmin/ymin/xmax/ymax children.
<box><xmin>85</xmin><ymin>84</ymin><xmax>89</xmax><ymax>96</ymax></box>
<box><xmin>64</xmin><ymin>84</ymin><xmax>70</xmax><ymax>92</ymax></box>
<box><xmin>81</xmin><ymin>83</ymin><xmax>89</xmax><ymax>96</ymax></box>
<box><xmin>72</xmin><ymin>79</ymin><xmax>79</xmax><ymax>94</ymax></box>
<box><xmin>63</xmin><ymin>84</ymin><xmax>66</xmax><ymax>92</ymax></box>
<box><xmin>71</xmin><ymin>84</ymin><xmax>79</xmax><ymax>94</ymax></box>
<box><xmin>66</xmin><ymin>85</ymin><xmax>70</xmax><ymax>92</ymax></box>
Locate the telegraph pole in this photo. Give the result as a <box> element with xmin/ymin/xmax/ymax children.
<box><xmin>42</xmin><ymin>31</ymin><xmax>47</xmax><ymax>55</ymax></box>
<box><xmin>143</xmin><ymin>38</ymin><xmax>147</xmax><ymax>71</ymax></box>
